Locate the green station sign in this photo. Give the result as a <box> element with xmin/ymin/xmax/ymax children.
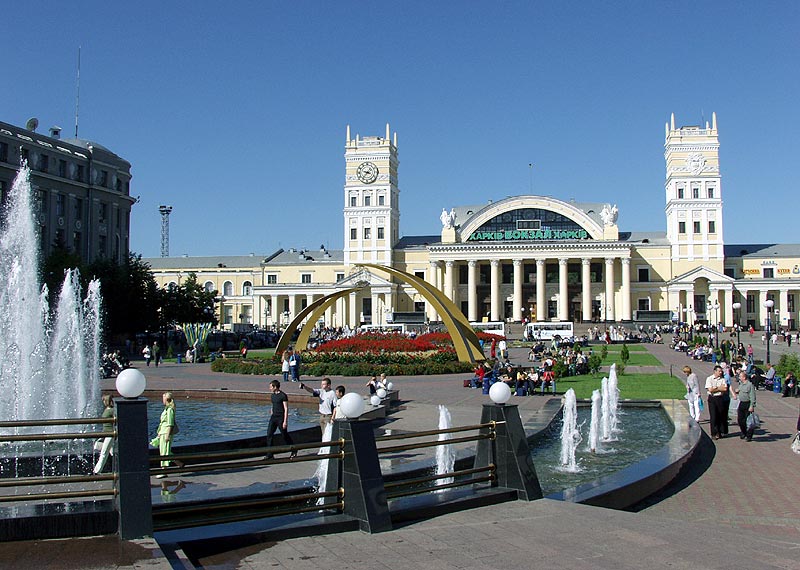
<box><xmin>467</xmin><ymin>229</ymin><xmax>589</xmax><ymax>242</ymax></box>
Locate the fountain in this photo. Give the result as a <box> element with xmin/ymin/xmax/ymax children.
<box><xmin>587</xmin><ymin>389</ymin><xmax>601</xmax><ymax>453</ymax></box>
<box><xmin>313</xmin><ymin>422</ymin><xmax>334</xmax><ymax>505</ymax></box>
<box><xmin>0</xmin><ymin>164</ymin><xmax>102</xmax><ymax>435</ymax></box>
<box><xmin>607</xmin><ymin>363</ymin><xmax>620</xmax><ymax>435</ymax></box>
<box><xmin>435</xmin><ymin>405</ymin><xmax>455</xmax><ymax>489</ymax></box>
<box><xmin>559</xmin><ymin>388</ymin><xmax>581</xmax><ymax>472</ymax></box>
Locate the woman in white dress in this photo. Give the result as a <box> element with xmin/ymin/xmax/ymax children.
<box><xmin>683</xmin><ymin>365</ymin><xmax>701</xmax><ymax>422</ymax></box>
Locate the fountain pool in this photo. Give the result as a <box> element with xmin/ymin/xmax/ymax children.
<box><xmin>531</xmin><ymin>406</ymin><xmax>673</xmax><ymax>496</ymax></box>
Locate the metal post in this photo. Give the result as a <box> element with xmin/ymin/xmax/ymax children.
<box><xmin>331</xmin><ymin>419</ymin><xmax>392</xmax><ymax>533</ymax></box>
<box><xmin>114</xmin><ymin>397</ymin><xmax>153</xmax><ymax>539</ymax></box>
<box><xmin>474</xmin><ymin>404</ymin><xmax>543</xmax><ymax>501</ymax></box>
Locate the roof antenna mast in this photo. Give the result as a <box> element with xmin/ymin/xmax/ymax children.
<box><xmin>74</xmin><ymin>47</ymin><xmax>81</xmax><ymax>138</ymax></box>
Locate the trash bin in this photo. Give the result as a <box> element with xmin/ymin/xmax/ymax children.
<box><xmin>176</xmin><ymin>354</ymin><xmax>182</xmax><ymax>364</ymax></box>
<box><xmin>773</xmin><ymin>378</ymin><xmax>781</xmax><ymax>393</ymax></box>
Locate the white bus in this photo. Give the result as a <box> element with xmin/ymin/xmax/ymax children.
<box><xmin>359</xmin><ymin>324</ymin><xmax>408</xmax><ymax>334</ymax></box>
<box><xmin>525</xmin><ymin>321</ymin><xmax>574</xmax><ymax>341</ymax></box>
<box><xmin>470</xmin><ymin>321</ymin><xmax>506</xmax><ymax>337</ymax></box>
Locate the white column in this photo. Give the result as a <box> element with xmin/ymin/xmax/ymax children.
<box><xmin>428</xmin><ymin>261</ymin><xmax>440</xmax><ymax>321</ymax></box>
<box><xmin>288</xmin><ymin>294</ymin><xmax>297</xmax><ymax>322</ymax></box>
<box><xmin>468</xmin><ymin>260</ymin><xmax>477</xmax><ymax>322</ymax></box>
<box><xmin>558</xmin><ymin>258</ymin><xmax>569</xmax><ymax>322</ymax></box>
<box><xmin>687</xmin><ymin>285</ymin><xmax>695</xmax><ymax>324</ymax></box>
<box><xmin>536</xmin><ymin>259</ymin><xmax>546</xmax><ymax>322</ymax></box>
<box><xmin>444</xmin><ymin>260</ymin><xmax>455</xmax><ymax>301</ymax></box>
<box><xmin>779</xmin><ymin>289</ymin><xmax>789</xmax><ymax>330</ymax></box>
<box><xmin>385</xmin><ymin>291</ymin><xmax>394</xmax><ymax>322</ymax></box>
<box><xmin>621</xmin><ymin>258</ymin><xmax>631</xmax><ymax>321</ymax></box>
<box><xmin>270</xmin><ymin>294</ymin><xmax>278</xmax><ymax>326</ymax></box>
<box><xmin>349</xmin><ymin>291</ymin><xmax>358</xmax><ymax>327</ymax></box>
<box><xmin>306</xmin><ymin>294</ymin><xmax>314</xmax><ymax>314</ymax></box>
<box><xmin>513</xmin><ymin>259</ymin><xmax>523</xmax><ymax>322</ymax></box>
<box><xmin>490</xmin><ymin>259</ymin><xmax>500</xmax><ymax>322</ymax></box>
<box><xmin>581</xmin><ymin>258</ymin><xmax>592</xmax><ymax>322</ymax></box>
<box><xmin>724</xmin><ymin>288</ymin><xmax>733</xmax><ymax>328</ymax></box>
<box><xmin>325</xmin><ymin>303</ymin><xmax>333</xmax><ymax>327</ymax></box>
<box><xmin>604</xmin><ymin>258</ymin><xmax>615</xmax><ymax>322</ymax></box>
<box><xmin>371</xmin><ymin>292</ymin><xmax>380</xmax><ymax>325</ymax></box>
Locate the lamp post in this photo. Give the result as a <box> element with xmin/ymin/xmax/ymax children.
<box><xmin>687</xmin><ymin>305</ymin><xmax>694</xmax><ymax>341</ymax></box>
<box><xmin>732</xmin><ymin>302</ymin><xmax>742</xmax><ymax>346</ymax></box>
<box><xmin>709</xmin><ymin>300</ymin><xmax>720</xmax><ymax>349</ymax></box>
<box><xmin>764</xmin><ymin>299</ymin><xmax>774</xmax><ymax>365</ymax></box>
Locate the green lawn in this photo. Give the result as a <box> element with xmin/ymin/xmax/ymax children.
<box><xmin>249</xmin><ymin>348</ymin><xmax>277</xmax><ymax>359</ymax></box>
<box><xmin>556</xmin><ymin>372</ymin><xmax>686</xmax><ymax>400</ymax></box>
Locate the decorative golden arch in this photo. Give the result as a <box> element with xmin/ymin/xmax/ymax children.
<box><xmin>357</xmin><ymin>263</ymin><xmax>485</xmax><ymax>363</ymax></box>
<box><xmin>275</xmin><ymin>287</ymin><xmax>362</xmax><ymax>357</ymax></box>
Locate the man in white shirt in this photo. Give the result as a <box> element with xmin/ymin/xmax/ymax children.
<box><xmin>300</xmin><ymin>377</ymin><xmax>336</xmax><ymax>431</ymax></box>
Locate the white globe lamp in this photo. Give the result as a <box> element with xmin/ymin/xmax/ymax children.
<box><xmin>376</xmin><ymin>387</ymin><xmax>387</xmax><ymax>399</ymax></box>
<box><xmin>489</xmin><ymin>382</ymin><xmax>511</xmax><ymax>405</ymax></box>
<box><xmin>386</xmin><ymin>382</ymin><xmax>394</xmax><ymax>391</ymax></box>
<box><xmin>116</xmin><ymin>368</ymin><xmax>146</xmax><ymax>399</ymax></box>
<box><xmin>370</xmin><ymin>395</ymin><xmax>381</xmax><ymax>406</ymax></box>
<box><xmin>338</xmin><ymin>392</ymin><xmax>365</xmax><ymax>419</ymax></box>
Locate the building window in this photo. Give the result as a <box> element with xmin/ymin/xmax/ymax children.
<box><xmin>638</xmin><ymin>268</ymin><xmax>649</xmax><ymax>282</ymax></box>
<box><xmin>0</xmin><ymin>180</ymin><xmax>6</xmax><ymax>204</ymax></box>
<box><xmin>707</xmin><ymin>187</ymin><xmax>714</xmax><ymax>198</ymax></box>
<box><xmin>98</xmin><ymin>234</ymin><xmax>107</xmax><ymax>257</ymax></box>
<box><xmin>0</xmin><ymin>142</ymin><xmax>7</xmax><ymax>162</ymax></box>
<box><xmin>75</xmin><ymin>164</ymin><xmax>84</xmax><ymax>182</ymax></box>
<box><xmin>692</xmin><ymin>187</ymin><xmax>699</xmax><ymax>199</ymax></box>
<box><xmin>204</xmin><ymin>281</ymin><xmax>215</xmax><ymax>292</ymax></box>
<box><xmin>99</xmin><ymin>170</ymin><xmax>108</xmax><ymax>187</ymax></box>
<box><xmin>363</xmin><ymin>227</ymin><xmax>371</xmax><ymax>240</ymax></box>
<box><xmin>724</xmin><ymin>267</ymin><xmax>735</xmax><ymax>278</ymax></box>
<box><xmin>350</xmin><ymin>228</ymin><xmax>357</xmax><ymax>240</ymax></box>
<box><xmin>678</xmin><ymin>221</ymin><xmax>686</xmax><ymax>234</ymax></box>
<box><xmin>72</xmin><ymin>231</ymin><xmax>82</xmax><ymax>253</ymax></box>
<box><xmin>242</xmin><ymin>281</ymin><xmax>253</xmax><ymax>296</ymax></box>
<box><xmin>693</xmin><ymin>221</ymin><xmax>701</xmax><ymax>234</ymax></box>
<box><xmin>223</xmin><ymin>281</ymin><xmax>233</xmax><ymax>296</ymax></box>
<box><xmin>414</xmin><ymin>271</ymin><xmax>425</xmax><ymax>280</ymax></box>
<box><xmin>638</xmin><ymin>298</ymin><xmax>651</xmax><ymax>311</ymax></box>
<box><xmin>55</xmin><ymin>193</ymin><xmax>65</xmax><ymax>216</ymax></box>
<box><xmin>73</xmin><ymin>197</ymin><xmax>83</xmax><ymax>223</ymax></box>
<box><xmin>350</xmin><ymin>196</ymin><xmax>357</xmax><ymax>207</ymax></box>
<box><xmin>58</xmin><ymin>159</ymin><xmax>67</xmax><ymax>177</ymax></box>
<box><xmin>336</xmin><ymin>272</ymin><xmax>344</xmax><ymax>282</ymax></box>
<box><xmin>223</xmin><ymin>306</ymin><xmax>233</xmax><ymax>325</ymax></box>
<box><xmin>708</xmin><ymin>220</ymin><xmax>716</xmax><ymax>234</ymax></box>
<box><xmin>99</xmin><ymin>203</ymin><xmax>107</xmax><ymax>223</ymax></box>
<box><xmin>378</xmin><ymin>194</ymin><xmax>385</xmax><ymax>206</ymax></box>
<box><xmin>746</xmin><ymin>294</ymin><xmax>755</xmax><ymax>313</ymax></box>
<box><xmin>21</xmin><ymin>148</ymin><xmax>29</xmax><ymax>162</ymax></box>
<box><xmin>677</xmin><ymin>187</ymin><xmax>684</xmax><ymax>199</ymax></box>
<box><xmin>763</xmin><ymin>268</ymin><xmax>774</xmax><ymax>279</ymax></box>
<box><xmin>37</xmin><ymin>154</ymin><xmax>49</xmax><ymax>172</ymax></box>
<box><xmin>301</xmin><ymin>274</ymin><xmax>312</xmax><ymax>284</ymax></box>
<box><xmin>364</xmin><ymin>195</ymin><xmax>371</xmax><ymax>206</ymax></box>
<box><xmin>267</xmin><ymin>274</ymin><xmax>277</xmax><ymax>284</ymax></box>
<box><xmin>377</xmin><ymin>227</ymin><xmax>384</xmax><ymax>239</ymax></box>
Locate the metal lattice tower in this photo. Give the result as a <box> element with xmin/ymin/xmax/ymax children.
<box><xmin>158</xmin><ymin>205</ymin><xmax>173</xmax><ymax>257</ymax></box>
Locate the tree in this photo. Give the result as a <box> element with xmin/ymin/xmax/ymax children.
<box><xmin>620</xmin><ymin>343</ymin><xmax>630</xmax><ymax>365</ymax></box>
<box><xmin>158</xmin><ymin>272</ymin><xmax>218</xmax><ymax>329</ymax></box>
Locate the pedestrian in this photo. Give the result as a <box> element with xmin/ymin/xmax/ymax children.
<box><xmin>289</xmin><ymin>350</ymin><xmax>301</xmax><ymax>382</ymax></box>
<box><xmin>332</xmin><ymin>385</ymin><xmax>346</xmax><ymax>420</ymax></box>
<box><xmin>733</xmin><ymin>371</ymin><xmax>757</xmax><ymax>441</ymax></box>
<box><xmin>365</xmin><ymin>375</ymin><xmax>378</xmax><ymax>395</ymax></box>
<box><xmin>705</xmin><ymin>365</ymin><xmax>729</xmax><ymax>440</ymax></box>
<box><xmin>152</xmin><ymin>342</ymin><xmax>161</xmax><ymax>367</ymax></box>
<box><xmin>281</xmin><ymin>349</ymin><xmax>292</xmax><ymax>382</ymax></box>
<box><xmin>683</xmin><ymin>366</ymin><xmax>701</xmax><ymax>422</ymax></box>
<box><xmin>142</xmin><ymin>345</ymin><xmax>152</xmax><ymax>367</ymax></box>
<box><xmin>93</xmin><ymin>394</ymin><xmax>115</xmax><ymax>473</ymax></box>
<box><xmin>266</xmin><ymin>380</ymin><xmax>296</xmax><ymax>459</ymax></box>
<box><xmin>300</xmin><ymin>378</ymin><xmax>336</xmax><ymax>431</ymax></box>
<box><xmin>151</xmin><ymin>392</ymin><xmax>183</xmax><ymax>477</ymax></box>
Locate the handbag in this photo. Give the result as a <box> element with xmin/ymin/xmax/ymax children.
<box><xmin>746</xmin><ymin>412</ymin><xmax>760</xmax><ymax>430</ymax></box>
<box><xmin>698</xmin><ymin>398</ymin><xmax>704</xmax><ymax>411</ymax></box>
<box><xmin>791</xmin><ymin>432</ymin><xmax>800</xmax><ymax>455</ymax></box>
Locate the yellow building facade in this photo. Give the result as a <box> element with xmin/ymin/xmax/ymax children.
<box><xmin>146</xmin><ymin>115</ymin><xmax>800</xmax><ymax>332</ymax></box>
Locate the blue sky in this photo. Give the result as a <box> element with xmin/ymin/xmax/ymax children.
<box><xmin>3</xmin><ymin>2</ymin><xmax>798</xmax><ymax>258</ymax></box>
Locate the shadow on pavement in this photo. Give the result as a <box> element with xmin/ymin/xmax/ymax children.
<box><xmin>625</xmin><ymin>431</ymin><xmax>716</xmax><ymax>513</ymax></box>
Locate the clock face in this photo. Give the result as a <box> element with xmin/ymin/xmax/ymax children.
<box><xmin>356</xmin><ymin>162</ymin><xmax>378</xmax><ymax>184</ymax></box>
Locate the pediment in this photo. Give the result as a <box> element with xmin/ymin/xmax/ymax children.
<box><xmin>337</xmin><ymin>267</ymin><xmax>394</xmax><ymax>289</ymax></box>
<box><xmin>669</xmin><ymin>265</ymin><xmax>734</xmax><ymax>286</ymax></box>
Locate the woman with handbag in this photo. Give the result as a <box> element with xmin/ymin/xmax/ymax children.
<box><xmin>733</xmin><ymin>371</ymin><xmax>757</xmax><ymax>441</ymax></box>
<box><xmin>151</xmin><ymin>392</ymin><xmax>183</xmax><ymax>478</ymax></box>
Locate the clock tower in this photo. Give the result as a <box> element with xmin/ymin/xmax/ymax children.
<box><xmin>664</xmin><ymin>112</ymin><xmax>724</xmax><ymax>268</ymax></box>
<box><xmin>343</xmin><ymin>123</ymin><xmax>400</xmax><ymax>266</ymax></box>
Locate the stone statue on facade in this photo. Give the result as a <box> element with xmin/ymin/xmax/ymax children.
<box><xmin>440</xmin><ymin>208</ymin><xmax>456</xmax><ymax>229</ymax></box>
<box><xmin>600</xmin><ymin>203</ymin><xmax>619</xmax><ymax>226</ymax></box>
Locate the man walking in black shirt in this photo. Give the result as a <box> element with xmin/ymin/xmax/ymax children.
<box><xmin>266</xmin><ymin>380</ymin><xmax>296</xmax><ymax>459</ymax></box>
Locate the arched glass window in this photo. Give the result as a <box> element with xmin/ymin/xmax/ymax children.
<box><xmin>204</xmin><ymin>281</ymin><xmax>215</xmax><ymax>293</ymax></box>
<box><xmin>242</xmin><ymin>281</ymin><xmax>252</xmax><ymax>296</ymax></box>
<box><xmin>223</xmin><ymin>281</ymin><xmax>233</xmax><ymax>297</ymax></box>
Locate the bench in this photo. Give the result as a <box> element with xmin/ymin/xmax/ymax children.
<box><xmin>222</xmin><ymin>350</ymin><xmax>242</xmax><ymax>359</ymax></box>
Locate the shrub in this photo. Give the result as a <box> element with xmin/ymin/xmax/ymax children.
<box><xmin>620</xmin><ymin>343</ymin><xmax>630</xmax><ymax>365</ymax></box>
<box><xmin>776</xmin><ymin>353</ymin><xmax>800</xmax><ymax>378</ymax></box>
<box><xmin>554</xmin><ymin>360</ymin><xmax>569</xmax><ymax>379</ymax></box>
<box><xmin>601</xmin><ymin>345</ymin><xmax>608</xmax><ymax>361</ymax></box>
<box><xmin>588</xmin><ymin>354</ymin><xmax>602</xmax><ymax>376</ymax></box>
<box><xmin>616</xmin><ymin>361</ymin><xmax>626</xmax><ymax>376</ymax></box>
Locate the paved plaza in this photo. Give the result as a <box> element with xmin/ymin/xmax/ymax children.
<box><xmin>2</xmin><ymin>340</ymin><xmax>799</xmax><ymax>569</ymax></box>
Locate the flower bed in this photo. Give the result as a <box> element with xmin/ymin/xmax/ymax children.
<box><xmin>210</xmin><ymin>331</ymin><xmax>502</xmax><ymax>377</ymax></box>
